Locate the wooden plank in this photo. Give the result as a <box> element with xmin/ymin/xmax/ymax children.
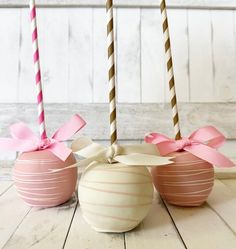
<box><xmin>68</xmin><ymin>8</ymin><xmax>93</xmax><ymax>103</ymax></box>
<box><xmin>18</xmin><ymin>8</ymin><xmax>35</xmax><ymax>103</ymax></box>
<box><xmin>3</xmin><ymin>196</ymin><xmax>77</xmax><ymax>249</ymax></box>
<box><xmin>0</xmin><ymin>103</ymin><xmax>236</xmax><ymax>140</ymax></box>
<box><xmin>125</xmin><ymin>194</ymin><xmax>185</xmax><ymax>249</ymax></box>
<box><xmin>211</xmin><ymin>10</ymin><xmax>236</xmax><ymax>102</ymax></box>
<box><xmin>165</xmin><ymin>199</ymin><xmax>236</xmax><ymax>249</ymax></box>
<box><xmin>0</xmin><ymin>8</ymin><xmax>20</xmax><ymax>103</ymax></box>
<box><xmin>141</xmin><ymin>8</ymin><xmax>165</xmax><ymax>103</ymax></box>
<box><xmin>206</xmin><ymin>179</ymin><xmax>236</xmax><ymax>233</ymax></box>
<box><xmin>93</xmin><ymin>8</ymin><xmax>108</xmax><ymax>103</ymax></box>
<box><xmin>2</xmin><ymin>0</ymin><xmax>236</xmax><ymax>9</ymax></box>
<box><xmin>37</xmin><ymin>8</ymin><xmax>69</xmax><ymax>103</ymax></box>
<box><xmin>168</xmin><ymin>9</ymin><xmax>189</xmax><ymax>102</ymax></box>
<box><xmin>64</xmin><ymin>205</ymin><xmax>124</xmax><ymax>249</ymax></box>
<box><xmin>0</xmin><ymin>187</ymin><xmax>31</xmax><ymax>248</ymax></box>
<box><xmin>0</xmin><ymin>181</ymin><xmax>13</xmax><ymax>196</ymax></box>
<box><xmin>117</xmin><ymin>8</ymin><xmax>141</xmax><ymax>103</ymax></box>
<box><xmin>188</xmin><ymin>9</ymin><xmax>214</xmax><ymax>102</ymax></box>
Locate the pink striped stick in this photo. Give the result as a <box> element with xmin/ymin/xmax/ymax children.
<box><xmin>29</xmin><ymin>0</ymin><xmax>47</xmax><ymax>140</ymax></box>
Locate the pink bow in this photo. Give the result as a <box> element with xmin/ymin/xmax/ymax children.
<box><xmin>0</xmin><ymin>114</ymin><xmax>86</xmax><ymax>161</ymax></box>
<box><xmin>145</xmin><ymin>126</ymin><xmax>235</xmax><ymax>168</ymax></box>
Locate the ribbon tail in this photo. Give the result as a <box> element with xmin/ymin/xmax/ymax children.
<box><xmin>185</xmin><ymin>144</ymin><xmax>235</xmax><ymax>168</ymax></box>
<box><xmin>114</xmin><ymin>153</ymin><xmax>173</xmax><ymax>167</ymax></box>
<box><xmin>48</xmin><ymin>142</ymin><xmax>72</xmax><ymax>161</ymax></box>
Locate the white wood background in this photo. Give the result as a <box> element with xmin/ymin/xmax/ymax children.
<box><xmin>1</xmin><ymin>0</ymin><xmax>236</xmax><ymax>160</ymax></box>
<box><xmin>0</xmin><ymin>0</ymin><xmax>236</xmax><ymax>103</ymax></box>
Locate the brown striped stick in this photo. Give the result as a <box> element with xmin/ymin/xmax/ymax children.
<box><xmin>106</xmin><ymin>0</ymin><xmax>117</xmax><ymax>145</ymax></box>
<box><xmin>160</xmin><ymin>0</ymin><xmax>181</xmax><ymax>140</ymax></box>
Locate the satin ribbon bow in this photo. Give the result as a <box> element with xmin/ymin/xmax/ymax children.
<box><xmin>145</xmin><ymin>126</ymin><xmax>235</xmax><ymax>168</ymax></box>
<box><xmin>0</xmin><ymin>114</ymin><xmax>86</xmax><ymax>161</ymax></box>
<box><xmin>67</xmin><ymin>137</ymin><xmax>173</xmax><ymax>168</ymax></box>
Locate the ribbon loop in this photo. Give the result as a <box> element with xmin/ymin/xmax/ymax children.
<box><xmin>145</xmin><ymin>126</ymin><xmax>235</xmax><ymax>168</ymax></box>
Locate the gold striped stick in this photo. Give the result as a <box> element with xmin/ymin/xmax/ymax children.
<box><xmin>106</xmin><ymin>0</ymin><xmax>117</xmax><ymax>145</ymax></box>
<box><xmin>160</xmin><ymin>0</ymin><xmax>181</xmax><ymax>140</ymax></box>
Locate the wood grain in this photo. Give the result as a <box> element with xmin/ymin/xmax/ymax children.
<box><xmin>117</xmin><ymin>8</ymin><xmax>141</xmax><ymax>103</ymax></box>
<box><xmin>0</xmin><ymin>181</ymin><xmax>13</xmax><ymax>196</ymax></box>
<box><xmin>0</xmin><ymin>187</ymin><xmax>31</xmax><ymax>248</ymax></box>
<box><xmin>168</xmin><ymin>9</ymin><xmax>189</xmax><ymax>102</ymax></box>
<box><xmin>141</xmin><ymin>8</ymin><xmax>165</xmax><ymax>103</ymax></box>
<box><xmin>0</xmin><ymin>8</ymin><xmax>235</xmax><ymax>104</ymax></box>
<box><xmin>207</xmin><ymin>179</ymin><xmax>236</xmax><ymax>233</ymax></box>
<box><xmin>64</xmin><ymin>205</ymin><xmax>124</xmax><ymax>249</ymax></box>
<box><xmin>0</xmin><ymin>103</ymin><xmax>235</xmax><ymax>140</ymax></box>
<box><xmin>68</xmin><ymin>8</ymin><xmax>93</xmax><ymax>103</ymax></box>
<box><xmin>93</xmin><ymin>8</ymin><xmax>108</xmax><ymax>103</ymax></box>
<box><xmin>125</xmin><ymin>194</ymin><xmax>185</xmax><ymax>249</ymax></box>
<box><xmin>211</xmin><ymin>10</ymin><xmax>236</xmax><ymax>102</ymax></box>
<box><xmin>1</xmin><ymin>0</ymin><xmax>236</xmax><ymax>9</ymax></box>
<box><xmin>3</xmin><ymin>196</ymin><xmax>78</xmax><ymax>249</ymax></box>
<box><xmin>0</xmin><ymin>9</ymin><xmax>20</xmax><ymax>103</ymax></box>
<box><xmin>165</xmin><ymin>199</ymin><xmax>236</xmax><ymax>249</ymax></box>
<box><xmin>188</xmin><ymin>9</ymin><xmax>214</xmax><ymax>102</ymax></box>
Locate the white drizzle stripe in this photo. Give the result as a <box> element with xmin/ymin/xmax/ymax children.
<box><xmin>16</xmin><ymin>193</ymin><xmax>61</xmax><ymax>201</ymax></box>
<box><xmin>155</xmin><ymin>171</ymin><xmax>213</xmax><ymax>177</ymax></box>
<box><xmin>161</xmin><ymin>178</ymin><xmax>215</xmax><ymax>184</ymax></box>
<box><xmin>15</xmin><ymin>161</ymin><xmax>64</xmax><ymax>165</ymax></box>
<box><xmin>12</xmin><ymin>169</ymin><xmax>73</xmax><ymax>176</ymax></box>
<box><xmin>13</xmin><ymin>179</ymin><xmax>69</xmax><ymax>184</ymax></box>
<box><xmin>12</xmin><ymin>175</ymin><xmax>70</xmax><ymax>182</ymax></box>
<box><xmin>157</xmin><ymin>169</ymin><xmax>213</xmax><ymax>173</ymax></box>
<box><xmin>17</xmin><ymin>189</ymin><xmax>61</xmax><ymax>197</ymax></box>
<box><xmin>160</xmin><ymin>186</ymin><xmax>213</xmax><ymax>196</ymax></box>
<box><xmin>160</xmin><ymin>182</ymin><xmax>213</xmax><ymax>187</ymax></box>
<box><xmin>16</xmin><ymin>186</ymin><xmax>60</xmax><ymax>191</ymax></box>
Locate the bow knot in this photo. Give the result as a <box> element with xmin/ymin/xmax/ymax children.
<box><xmin>38</xmin><ymin>138</ymin><xmax>54</xmax><ymax>150</ymax></box>
<box><xmin>144</xmin><ymin>126</ymin><xmax>235</xmax><ymax>168</ymax></box>
<box><xmin>176</xmin><ymin>138</ymin><xmax>192</xmax><ymax>151</ymax></box>
<box><xmin>105</xmin><ymin>144</ymin><xmax>122</xmax><ymax>163</ymax></box>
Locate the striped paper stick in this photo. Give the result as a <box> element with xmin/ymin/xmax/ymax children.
<box><xmin>160</xmin><ymin>0</ymin><xmax>181</xmax><ymax>140</ymax></box>
<box><xmin>106</xmin><ymin>0</ymin><xmax>117</xmax><ymax>145</ymax></box>
<box><xmin>30</xmin><ymin>0</ymin><xmax>47</xmax><ymax>140</ymax></box>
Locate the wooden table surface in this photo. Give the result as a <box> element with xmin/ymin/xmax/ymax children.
<box><xmin>1</xmin><ymin>166</ymin><xmax>236</xmax><ymax>249</ymax></box>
